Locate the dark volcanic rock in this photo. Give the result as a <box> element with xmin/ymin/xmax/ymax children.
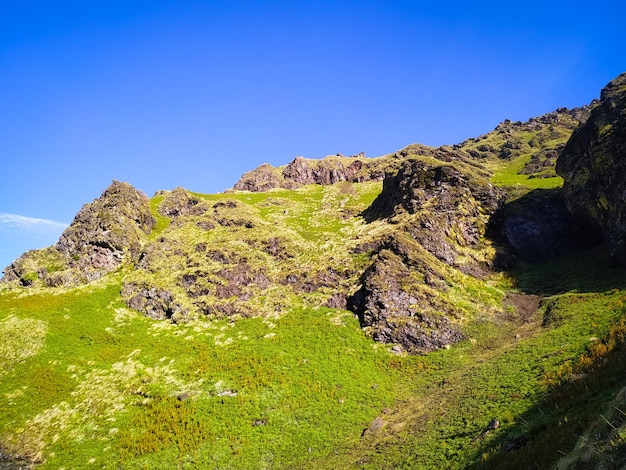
<box><xmin>123</xmin><ymin>283</ymin><xmax>184</xmax><ymax>320</ymax></box>
<box><xmin>350</xmin><ymin>158</ymin><xmax>503</xmax><ymax>353</ymax></box>
<box><xmin>502</xmin><ymin>189</ymin><xmax>597</xmax><ymax>262</ymax></box>
<box><xmin>519</xmin><ymin>144</ymin><xmax>564</xmax><ymax>177</ymax></box>
<box><xmin>232</xmin><ymin>144</ymin><xmax>487</xmax><ymax>193</ymax></box>
<box><xmin>233</xmin><ymin>163</ymin><xmax>286</xmax><ymax>192</ymax></box>
<box><xmin>234</xmin><ymin>155</ymin><xmax>378</xmax><ymax>191</ymax></box>
<box><xmin>364</xmin><ymin>159</ymin><xmax>500</xmax><ymax>222</ymax></box>
<box><xmin>455</xmin><ymin>105</ymin><xmax>593</xmax><ymax>179</ymax></box>
<box><xmin>55</xmin><ymin>181</ymin><xmax>155</xmax><ymax>280</ymax></box>
<box><xmin>556</xmin><ymin>73</ymin><xmax>626</xmax><ymax>262</ymax></box>
<box><xmin>282</xmin><ymin>156</ymin><xmax>365</xmax><ymax>185</ymax></box>
<box><xmin>2</xmin><ymin>181</ymin><xmax>155</xmax><ymax>286</ymax></box>
<box><xmin>349</xmin><ymin>239</ymin><xmax>465</xmax><ymax>354</ymax></box>
<box><xmin>158</xmin><ymin>187</ymin><xmax>209</xmax><ymax>218</ymax></box>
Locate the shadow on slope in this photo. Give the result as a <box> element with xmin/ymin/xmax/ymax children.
<box><xmin>467</xmin><ymin>312</ymin><xmax>626</xmax><ymax>469</ymax></box>
<box><xmin>497</xmin><ymin>188</ymin><xmax>599</xmax><ymax>265</ymax></box>
<box><xmin>512</xmin><ymin>245</ymin><xmax>626</xmax><ymax>297</ymax></box>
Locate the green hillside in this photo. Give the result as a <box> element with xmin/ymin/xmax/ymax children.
<box><xmin>3</xmin><ymin>78</ymin><xmax>626</xmax><ymax>469</ymax></box>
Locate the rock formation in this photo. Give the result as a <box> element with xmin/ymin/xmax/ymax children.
<box><xmin>557</xmin><ymin>73</ymin><xmax>626</xmax><ymax>263</ymax></box>
<box><xmin>3</xmin><ymin>75</ymin><xmax>620</xmax><ymax>355</ymax></box>
<box><xmin>350</xmin><ymin>157</ymin><xmax>504</xmax><ymax>353</ymax></box>
<box><xmin>2</xmin><ymin>181</ymin><xmax>155</xmax><ymax>286</ymax></box>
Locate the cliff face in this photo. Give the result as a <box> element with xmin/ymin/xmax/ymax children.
<box><xmin>556</xmin><ymin>73</ymin><xmax>626</xmax><ymax>262</ymax></box>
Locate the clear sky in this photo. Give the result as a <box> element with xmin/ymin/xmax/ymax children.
<box><xmin>1</xmin><ymin>0</ymin><xmax>624</xmax><ymax>270</ymax></box>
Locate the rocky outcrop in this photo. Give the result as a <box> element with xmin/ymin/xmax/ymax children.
<box><xmin>349</xmin><ymin>158</ymin><xmax>504</xmax><ymax>353</ymax></box>
<box><xmin>55</xmin><ymin>181</ymin><xmax>155</xmax><ymax>280</ymax></box>
<box><xmin>233</xmin><ymin>155</ymin><xmax>380</xmax><ymax>191</ymax></box>
<box><xmin>456</xmin><ymin>105</ymin><xmax>593</xmax><ymax>179</ymax></box>
<box><xmin>121</xmin><ymin>188</ymin><xmax>279</xmax><ymax>322</ymax></box>
<box><xmin>233</xmin><ymin>144</ymin><xmax>493</xmax><ymax>192</ymax></box>
<box><xmin>556</xmin><ymin>73</ymin><xmax>626</xmax><ymax>262</ymax></box>
<box><xmin>282</xmin><ymin>156</ymin><xmax>364</xmax><ymax>185</ymax></box>
<box><xmin>349</xmin><ymin>235</ymin><xmax>466</xmax><ymax>353</ymax></box>
<box><xmin>1</xmin><ymin>181</ymin><xmax>155</xmax><ymax>286</ymax></box>
<box><xmin>232</xmin><ymin>163</ymin><xmax>287</xmax><ymax>192</ymax></box>
<box><xmin>158</xmin><ymin>187</ymin><xmax>209</xmax><ymax>219</ymax></box>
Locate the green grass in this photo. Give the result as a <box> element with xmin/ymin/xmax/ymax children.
<box><xmin>320</xmin><ymin>249</ymin><xmax>626</xmax><ymax>469</ymax></box>
<box><xmin>3</xmin><ymin>141</ymin><xmax>626</xmax><ymax>468</ymax></box>
<box><xmin>150</xmin><ymin>194</ymin><xmax>172</xmax><ymax>235</ymax></box>
<box><xmin>0</xmin><ymin>273</ymin><xmax>406</xmax><ymax>469</ymax></box>
<box><xmin>490</xmin><ymin>153</ymin><xmax>564</xmax><ymax>190</ymax></box>
<box><xmin>4</xmin><ymin>245</ymin><xmax>620</xmax><ymax>469</ymax></box>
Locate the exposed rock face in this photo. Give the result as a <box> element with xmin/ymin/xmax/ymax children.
<box><xmin>282</xmin><ymin>156</ymin><xmax>364</xmax><ymax>185</ymax></box>
<box><xmin>556</xmin><ymin>73</ymin><xmax>626</xmax><ymax>262</ymax></box>
<box><xmin>349</xmin><ymin>235</ymin><xmax>466</xmax><ymax>353</ymax></box>
<box><xmin>350</xmin><ymin>158</ymin><xmax>504</xmax><ymax>353</ymax></box>
<box><xmin>158</xmin><ymin>187</ymin><xmax>209</xmax><ymax>219</ymax></box>
<box><xmin>232</xmin><ymin>163</ymin><xmax>286</xmax><ymax>192</ymax></box>
<box><xmin>2</xmin><ymin>181</ymin><xmax>155</xmax><ymax>286</ymax></box>
<box><xmin>55</xmin><ymin>181</ymin><xmax>155</xmax><ymax>280</ymax></box>
<box><xmin>501</xmin><ymin>189</ymin><xmax>596</xmax><ymax>262</ymax></box>
<box><xmin>233</xmin><ymin>155</ymin><xmax>379</xmax><ymax>191</ymax></box>
<box><xmin>233</xmin><ymin>144</ymin><xmax>491</xmax><ymax>192</ymax></box>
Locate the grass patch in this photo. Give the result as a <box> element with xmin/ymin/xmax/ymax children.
<box><xmin>0</xmin><ymin>274</ymin><xmax>404</xmax><ymax>468</ymax></box>
<box><xmin>490</xmin><ymin>153</ymin><xmax>564</xmax><ymax>190</ymax></box>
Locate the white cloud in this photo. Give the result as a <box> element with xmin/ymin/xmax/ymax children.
<box><xmin>0</xmin><ymin>214</ymin><xmax>69</xmax><ymax>269</ymax></box>
<box><xmin>0</xmin><ymin>213</ymin><xmax>68</xmax><ymax>232</ymax></box>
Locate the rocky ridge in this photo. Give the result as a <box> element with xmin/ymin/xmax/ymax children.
<box><xmin>4</xmin><ymin>77</ymin><xmax>623</xmax><ymax>354</ymax></box>
<box><xmin>456</xmin><ymin>104</ymin><xmax>594</xmax><ymax>178</ymax></box>
<box><xmin>232</xmin><ymin>144</ymin><xmax>485</xmax><ymax>192</ymax></box>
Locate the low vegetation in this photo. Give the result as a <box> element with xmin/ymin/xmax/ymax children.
<box><xmin>3</xmin><ymin>95</ymin><xmax>626</xmax><ymax>468</ymax></box>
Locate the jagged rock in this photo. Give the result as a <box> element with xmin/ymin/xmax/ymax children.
<box><xmin>233</xmin><ymin>154</ymin><xmax>392</xmax><ymax>192</ymax></box>
<box><xmin>364</xmin><ymin>158</ymin><xmax>502</xmax><ymax>274</ymax></box>
<box><xmin>349</xmin><ymin>241</ymin><xmax>465</xmax><ymax>354</ymax></box>
<box><xmin>364</xmin><ymin>159</ymin><xmax>500</xmax><ymax>221</ymax></box>
<box><xmin>349</xmin><ymin>157</ymin><xmax>503</xmax><ymax>353</ymax></box>
<box><xmin>519</xmin><ymin>144</ymin><xmax>564</xmax><ymax>177</ymax></box>
<box><xmin>1</xmin><ymin>181</ymin><xmax>155</xmax><ymax>286</ymax></box>
<box><xmin>158</xmin><ymin>187</ymin><xmax>209</xmax><ymax>218</ymax></box>
<box><xmin>456</xmin><ymin>105</ymin><xmax>593</xmax><ymax>178</ymax></box>
<box><xmin>54</xmin><ymin>181</ymin><xmax>155</xmax><ymax>280</ymax></box>
<box><xmin>233</xmin><ymin>163</ymin><xmax>286</xmax><ymax>192</ymax></box>
<box><xmin>232</xmin><ymin>144</ymin><xmax>490</xmax><ymax>193</ymax></box>
<box><xmin>557</xmin><ymin>72</ymin><xmax>626</xmax><ymax>263</ymax></box>
<box><xmin>282</xmin><ymin>156</ymin><xmax>364</xmax><ymax>185</ymax></box>
<box><xmin>123</xmin><ymin>283</ymin><xmax>183</xmax><ymax>320</ymax></box>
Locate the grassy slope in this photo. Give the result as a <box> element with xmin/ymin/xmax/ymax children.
<box><xmin>2</xmin><ymin>157</ymin><xmax>626</xmax><ymax>469</ymax></box>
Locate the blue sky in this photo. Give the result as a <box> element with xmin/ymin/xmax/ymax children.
<box><xmin>1</xmin><ymin>0</ymin><xmax>624</xmax><ymax>270</ymax></box>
